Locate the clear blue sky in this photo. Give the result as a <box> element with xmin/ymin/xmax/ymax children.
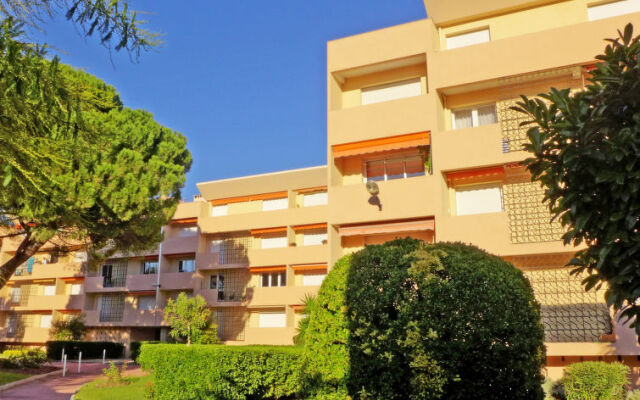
<box><xmin>32</xmin><ymin>1</ymin><xmax>426</xmax><ymax>200</ymax></box>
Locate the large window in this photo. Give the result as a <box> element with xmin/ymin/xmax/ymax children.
<box><xmin>588</xmin><ymin>0</ymin><xmax>640</xmax><ymax>21</ymax></box>
<box><xmin>178</xmin><ymin>226</ymin><xmax>198</xmax><ymax>237</ymax></box>
<box><xmin>101</xmin><ymin>261</ymin><xmax>127</xmax><ymax>287</ymax></box>
<box><xmin>40</xmin><ymin>314</ymin><xmax>52</xmax><ymax>329</ymax></box>
<box><xmin>364</xmin><ymin>154</ymin><xmax>425</xmax><ymax>182</ymax></box>
<box><xmin>211</xmin><ymin>205</ymin><xmax>228</xmax><ymax>216</ymax></box>
<box><xmin>455</xmin><ymin>185</ymin><xmax>504</xmax><ymax>216</ymax></box>
<box><xmin>43</xmin><ymin>285</ymin><xmax>56</xmax><ymax>296</ymax></box>
<box><xmin>303</xmin><ymin>192</ymin><xmax>328</xmax><ymax>207</ymax></box>
<box><xmin>361</xmin><ymin>78</ymin><xmax>422</xmax><ymax>106</ymax></box>
<box><xmin>303</xmin><ymin>230</ymin><xmax>328</xmax><ymax>246</ymax></box>
<box><xmin>10</xmin><ymin>287</ymin><xmax>20</xmax><ymax>304</ymax></box>
<box><xmin>143</xmin><ymin>260</ymin><xmax>158</xmax><ymax>275</ymax></box>
<box><xmin>99</xmin><ymin>294</ymin><xmax>125</xmax><ymax>322</ymax></box>
<box><xmin>451</xmin><ymin>104</ymin><xmax>497</xmax><ymax>130</ymax></box>
<box><xmin>258</xmin><ymin>312</ymin><xmax>286</xmax><ymax>328</ymax></box>
<box><xmin>138</xmin><ymin>296</ymin><xmax>156</xmax><ymax>310</ymax></box>
<box><xmin>261</xmin><ymin>271</ymin><xmax>286</xmax><ymax>288</ymax></box>
<box><xmin>260</xmin><ymin>234</ymin><xmax>288</xmax><ymax>249</ymax></box>
<box><xmin>70</xmin><ymin>283</ymin><xmax>82</xmax><ymax>295</ymax></box>
<box><xmin>262</xmin><ymin>198</ymin><xmax>288</xmax><ymax>211</ymax></box>
<box><xmin>446</xmin><ymin>28</ymin><xmax>490</xmax><ymax>49</ymax></box>
<box><xmin>178</xmin><ymin>258</ymin><xmax>196</xmax><ymax>273</ymax></box>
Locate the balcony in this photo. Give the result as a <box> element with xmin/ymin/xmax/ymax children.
<box><xmin>162</xmin><ymin>235</ymin><xmax>198</xmax><ymax>256</ymax></box>
<box><xmin>329</xmin><ymin>175</ymin><xmax>438</xmax><ymax>226</ymax></box>
<box><xmin>126</xmin><ymin>274</ymin><xmax>158</xmax><ymax>292</ymax></box>
<box><xmin>430</xmin><ymin>12</ymin><xmax>640</xmax><ymax>91</ymax></box>
<box><xmin>432</xmin><ymin>124</ymin><xmax>525</xmax><ymax>172</ymax></box>
<box><xmin>84</xmin><ymin>308</ymin><xmax>164</xmax><ymax>327</ymax></box>
<box><xmin>199</xmin><ymin>205</ymin><xmax>328</xmax><ymax>235</ymax></box>
<box><xmin>248</xmin><ymin>245</ymin><xmax>328</xmax><ymax>268</ymax></box>
<box><xmin>328</xmin><ymin>95</ymin><xmax>437</xmax><ymax>146</ymax></box>
<box><xmin>0</xmin><ymin>294</ymin><xmax>84</xmax><ymax>311</ymax></box>
<box><xmin>246</xmin><ymin>286</ymin><xmax>320</xmax><ymax>307</ymax></box>
<box><xmin>10</xmin><ymin>262</ymin><xmax>84</xmax><ymax>281</ymax></box>
<box><xmin>0</xmin><ymin>327</ymin><xmax>50</xmax><ymax>343</ymax></box>
<box><xmin>85</xmin><ymin>276</ymin><xmax>126</xmax><ymax>293</ymax></box>
<box><xmin>158</xmin><ymin>272</ymin><xmax>201</xmax><ymax>291</ymax></box>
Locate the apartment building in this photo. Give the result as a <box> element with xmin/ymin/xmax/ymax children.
<box><xmin>1</xmin><ymin>0</ymin><xmax>640</xmax><ymax>376</ymax></box>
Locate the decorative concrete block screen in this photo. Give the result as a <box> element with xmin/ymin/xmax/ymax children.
<box><xmin>216</xmin><ymin>307</ymin><xmax>245</xmax><ymax>341</ymax></box>
<box><xmin>218</xmin><ymin>235</ymin><xmax>251</xmax><ymax>264</ymax></box>
<box><xmin>503</xmin><ymin>167</ymin><xmax>564</xmax><ymax>244</ymax></box>
<box><xmin>509</xmin><ymin>254</ymin><xmax>613</xmax><ymax>343</ymax></box>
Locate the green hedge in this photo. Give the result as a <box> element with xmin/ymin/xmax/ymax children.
<box><xmin>0</xmin><ymin>348</ymin><xmax>47</xmax><ymax>368</ymax></box>
<box><xmin>130</xmin><ymin>341</ymin><xmax>159</xmax><ymax>362</ymax></box>
<box><xmin>46</xmin><ymin>341</ymin><xmax>124</xmax><ymax>360</ymax></box>
<box><xmin>563</xmin><ymin>361</ymin><xmax>629</xmax><ymax>400</ymax></box>
<box><xmin>138</xmin><ymin>343</ymin><xmax>302</xmax><ymax>400</ymax></box>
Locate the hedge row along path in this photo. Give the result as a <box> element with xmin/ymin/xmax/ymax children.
<box><xmin>1</xmin><ymin>361</ymin><xmax>141</xmax><ymax>400</ymax></box>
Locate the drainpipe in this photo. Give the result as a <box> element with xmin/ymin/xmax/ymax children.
<box><xmin>154</xmin><ymin>227</ymin><xmax>164</xmax><ymax>332</ymax></box>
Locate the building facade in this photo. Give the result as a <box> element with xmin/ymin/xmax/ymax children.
<box><xmin>1</xmin><ymin>0</ymin><xmax>640</xmax><ymax>378</ymax></box>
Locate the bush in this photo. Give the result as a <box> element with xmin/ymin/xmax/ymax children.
<box><xmin>302</xmin><ymin>239</ymin><xmax>546</xmax><ymax>400</ymax></box>
<box><xmin>563</xmin><ymin>361</ymin><xmax>629</xmax><ymax>400</ymax></box>
<box><xmin>300</xmin><ymin>256</ymin><xmax>351</xmax><ymax>400</ymax></box>
<box><xmin>130</xmin><ymin>341</ymin><xmax>159</xmax><ymax>362</ymax></box>
<box><xmin>0</xmin><ymin>348</ymin><xmax>46</xmax><ymax>368</ymax></box>
<box><xmin>138</xmin><ymin>343</ymin><xmax>301</xmax><ymax>400</ymax></box>
<box><xmin>49</xmin><ymin>314</ymin><xmax>87</xmax><ymax>341</ymax></box>
<box><xmin>46</xmin><ymin>341</ymin><xmax>124</xmax><ymax>360</ymax></box>
<box><xmin>550</xmin><ymin>380</ymin><xmax>566</xmax><ymax>400</ymax></box>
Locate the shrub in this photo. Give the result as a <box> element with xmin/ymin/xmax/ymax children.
<box><xmin>0</xmin><ymin>348</ymin><xmax>46</xmax><ymax>368</ymax></box>
<box><xmin>550</xmin><ymin>380</ymin><xmax>567</xmax><ymax>400</ymax></box>
<box><xmin>300</xmin><ymin>256</ymin><xmax>351</xmax><ymax>400</ymax></box>
<box><xmin>49</xmin><ymin>314</ymin><xmax>87</xmax><ymax>340</ymax></box>
<box><xmin>302</xmin><ymin>239</ymin><xmax>546</xmax><ymax>400</ymax></box>
<box><xmin>130</xmin><ymin>341</ymin><xmax>159</xmax><ymax>362</ymax></box>
<box><xmin>563</xmin><ymin>361</ymin><xmax>629</xmax><ymax>400</ymax></box>
<box><xmin>138</xmin><ymin>343</ymin><xmax>301</xmax><ymax>400</ymax></box>
<box><xmin>101</xmin><ymin>361</ymin><xmax>129</xmax><ymax>387</ymax></box>
<box><xmin>46</xmin><ymin>341</ymin><xmax>124</xmax><ymax>360</ymax></box>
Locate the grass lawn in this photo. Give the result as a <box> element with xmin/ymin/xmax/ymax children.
<box><xmin>75</xmin><ymin>374</ymin><xmax>152</xmax><ymax>400</ymax></box>
<box><xmin>0</xmin><ymin>371</ymin><xmax>29</xmax><ymax>385</ymax></box>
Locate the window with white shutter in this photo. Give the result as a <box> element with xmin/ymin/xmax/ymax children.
<box><xmin>303</xmin><ymin>231</ymin><xmax>328</xmax><ymax>246</ymax></box>
<box><xmin>43</xmin><ymin>285</ymin><xmax>56</xmax><ymax>296</ymax></box>
<box><xmin>302</xmin><ymin>274</ymin><xmax>326</xmax><ymax>286</ymax></box>
<box><xmin>303</xmin><ymin>192</ymin><xmax>328</xmax><ymax>207</ymax></box>
<box><xmin>446</xmin><ymin>28</ymin><xmax>490</xmax><ymax>49</ymax></box>
<box><xmin>261</xmin><ymin>235</ymin><xmax>288</xmax><ymax>249</ymax></box>
<box><xmin>452</xmin><ymin>104</ymin><xmax>497</xmax><ymax>130</ymax></box>
<box><xmin>258</xmin><ymin>312</ymin><xmax>287</xmax><ymax>328</ymax></box>
<box><xmin>262</xmin><ymin>198</ymin><xmax>288</xmax><ymax>211</ymax></box>
<box><xmin>588</xmin><ymin>0</ymin><xmax>640</xmax><ymax>21</ymax></box>
<box><xmin>70</xmin><ymin>284</ymin><xmax>82</xmax><ymax>295</ymax></box>
<box><xmin>40</xmin><ymin>314</ymin><xmax>52</xmax><ymax>328</ymax></box>
<box><xmin>361</xmin><ymin>78</ymin><xmax>422</xmax><ymax>106</ymax></box>
<box><xmin>211</xmin><ymin>205</ymin><xmax>228</xmax><ymax>216</ymax></box>
<box><xmin>455</xmin><ymin>185</ymin><xmax>504</xmax><ymax>216</ymax></box>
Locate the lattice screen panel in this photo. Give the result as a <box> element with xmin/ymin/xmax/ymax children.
<box><xmin>216</xmin><ymin>307</ymin><xmax>246</xmax><ymax>341</ymax></box>
<box><xmin>219</xmin><ymin>235</ymin><xmax>251</xmax><ymax>264</ymax></box>
<box><xmin>6</xmin><ymin>313</ymin><xmax>35</xmax><ymax>338</ymax></box>
<box><xmin>503</xmin><ymin>167</ymin><xmax>564</xmax><ymax>243</ymax></box>
<box><xmin>509</xmin><ymin>254</ymin><xmax>612</xmax><ymax>342</ymax></box>
<box><xmin>215</xmin><ymin>269</ymin><xmax>250</xmax><ymax>303</ymax></box>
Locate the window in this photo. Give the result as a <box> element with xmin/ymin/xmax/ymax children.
<box><xmin>363</xmin><ymin>154</ymin><xmax>425</xmax><ymax>182</ymax></box>
<box><xmin>303</xmin><ymin>231</ymin><xmax>328</xmax><ymax>246</ymax></box>
<box><xmin>262</xmin><ymin>198</ymin><xmax>288</xmax><ymax>211</ymax></box>
<box><xmin>10</xmin><ymin>287</ymin><xmax>20</xmax><ymax>303</ymax></box>
<box><xmin>303</xmin><ymin>192</ymin><xmax>328</xmax><ymax>207</ymax></box>
<box><xmin>211</xmin><ymin>204</ymin><xmax>228</xmax><ymax>216</ymax></box>
<box><xmin>446</xmin><ymin>28</ymin><xmax>490</xmax><ymax>49</ymax></box>
<box><xmin>455</xmin><ymin>185</ymin><xmax>504</xmax><ymax>216</ymax></box>
<box><xmin>258</xmin><ymin>312</ymin><xmax>286</xmax><ymax>328</ymax></box>
<box><xmin>588</xmin><ymin>0</ymin><xmax>640</xmax><ymax>21</ymax></box>
<box><xmin>178</xmin><ymin>259</ymin><xmax>196</xmax><ymax>273</ymax></box>
<box><xmin>143</xmin><ymin>261</ymin><xmax>158</xmax><ymax>275</ymax></box>
<box><xmin>452</xmin><ymin>104</ymin><xmax>497</xmax><ymax>130</ymax></box>
<box><xmin>99</xmin><ymin>294</ymin><xmax>125</xmax><ymax>322</ymax></box>
<box><xmin>210</xmin><ymin>274</ymin><xmax>225</xmax><ymax>290</ymax></box>
<box><xmin>70</xmin><ymin>284</ymin><xmax>82</xmax><ymax>295</ymax></box>
<box><xmin>260</xmin><ymin>235</ymin><xmax>288</xmax><ymax>249</ymax></box>
<box><xmin>43</xmin><ymin>285</ymin><xmax>56</xmax><ymax>296</ymax></box>
<box><xmin>361</xmin><ymin>78</ymin><xmax>422</xmax><ymax>106</ymax></box>
<box><xmin>40</xmin><ymin>314</ymin><xmax>52</xmax><ymax>329</ymax></box>
<box><xmin>302</xmin><ymin>274</ymin><xmax>326</xmax><ymax>286</ymax></box>
<box><xmin>178</xmin><ymin>226</ymin><xmax>198</xmax><ymax>237</ymax></box>
<box><xmin>261</xmin><ymin>271</ymin><xmax>287</xmax><ymax>287</ymax></box>
<box><xmin>138</xmin><ymin>296</ymin><xmax>156</xmax><ymax>310</ymax></box>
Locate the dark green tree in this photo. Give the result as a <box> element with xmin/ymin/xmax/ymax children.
<box><xmin>0</xmin><ymin>19</ymin><xmax>190</xmax><ymax>288</ymax></box>
<box><xmin>49</xmin><ymin>313</ymin><xmax>87</xmax><ymax>340</ymax></box>
<box><xmin>514</xmin><ymin>24</ymin><xmax>640</xmax><ymax>336</ymax></box>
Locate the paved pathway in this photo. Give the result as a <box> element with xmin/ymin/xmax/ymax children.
<box><xmin>1</xmin><ymin>361</ymin><xmax>140</xmax><ymax>400</ymax></box>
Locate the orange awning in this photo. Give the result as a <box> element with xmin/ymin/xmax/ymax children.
<box><xmin>339</xmin><ymin>218</ymin><xmax>435</xmax><ymax>237</ymax></box>
<box><xmin>211</xmin><ymin>191</ymin><xmax>288</xmax><ymax>206</ymax></box>
<box><xmin>292</xmin><ymin>264</ymin><xmax>327</xmax><ymax>272</ymax></box>
<box><xmin>446</xmin><ymin>166</ymin><xmax>506</xmax><ymax>186</ymax></box>
<box><xmin>251</xmin><ymin>227</ymin><xmax>287</xmax><ymax>235</ymax></box>
<box><xmin>249</xmin><ymin>266</ymin><xmax>286</xmax><ymax>273</ymax></box>
<box><xmin>129</xmin><ymin>290</ymin><xmax>156</xmax><ymax>296</ymax></box>
<box><xmin>296</xmin><ymin>186</ymin><xmax>327</xmax><ymax>194</ymax></box>
<box><xmin>292</xmin><ymin>223</ymin><xmax>327</xmax><ymax>232</ymax></box>
<box><xmin>171</xmin><ymin>218</ymin><xmax>198</xmax><ymax>225</ymax></box>
<box><xmin>61</xmin><ymin>277</ymin><xmax>84</xmax><ymax>283</ymax></box>
<box><xmin>332</xmin><ymin>131</ymin><xmax>430</xmax><ymax>158</ymax></box>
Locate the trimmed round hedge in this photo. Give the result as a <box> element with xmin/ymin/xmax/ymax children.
<box><xmin>302</xmin><ymin>239</ymin><xmax>546</xmax><ymax>400</ymax></box>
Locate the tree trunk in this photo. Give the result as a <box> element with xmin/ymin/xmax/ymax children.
<box><xmin>0</xmin><ymin>233</ymin><xmax>46</xmax><ymax>289</ymax></box>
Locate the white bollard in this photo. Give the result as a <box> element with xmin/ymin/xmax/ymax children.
<box><xmin>61</xmin><ymin>348</ymin><xmax>65</xmax><ymax>364</ymax></box>
<box><xmin>102</xmin><ymin>349</ymin><xmax>106</xmax><ymax>364</ymax></box>
<box><xmin>77</xmin><ymin>351</ymin><xmax>82</xmax><ymax>373</ymax></box>
<box><xmin>62</xmin><ymin>354</ymin><xmax>67</xmax><ymax>377</ymax></box>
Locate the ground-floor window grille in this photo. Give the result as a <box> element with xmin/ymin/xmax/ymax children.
<box><xmin>216</xmin><ymin>307</ymin><xmax>245</xmax><ymax>341</ymax></box>
<box><xmin>99</xmin><ymin>294</ymin><xmax>125</xmax><ymax>322</ymax></box>
<box><xmin>514</xmin><ymin>255</ymin><xmax>613</xmax><ymax>342</ymax></box>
